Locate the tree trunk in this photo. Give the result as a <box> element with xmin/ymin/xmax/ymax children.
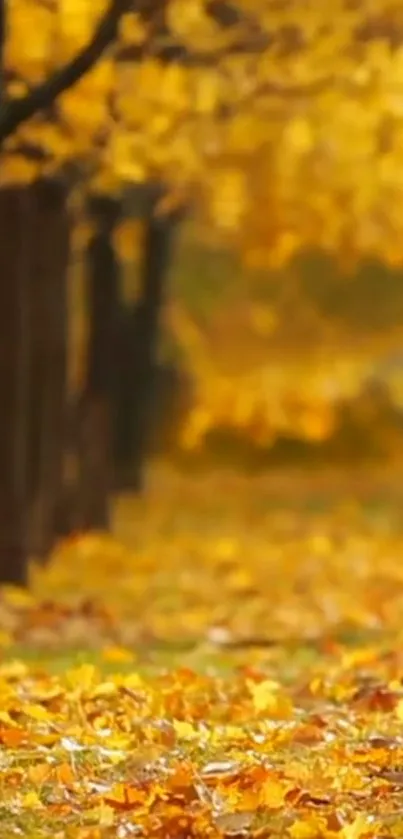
<box><xmin>75</xmin><ymin>197</ymin><xmax>121</xmax><ymax>531</ymax></box>
<box><xmin>26</xmin><ymin>181</ymin><xmax>70</xmax><ymax>558</ymax></box>
<box><xmin>0</xmin><ymin>189</ymin><xmax>34</xmax><ymax>583</ymax></box>
<box><xmin>0</xmin><ymin>180</ymin><xmax>70</xmax><ymax>581</ymax></box>
<box><xmin>126</xmin><ymin>203</ymin><xmax>179</xmax><ymax>492</ymax></box>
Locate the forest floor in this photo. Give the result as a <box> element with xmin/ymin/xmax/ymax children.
<box><xmin>1</xmin><ymin>464</ymin><xmax>403</xmax><ymax>837</ymax></box>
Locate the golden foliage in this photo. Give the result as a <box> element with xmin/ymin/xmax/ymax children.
<box><xmin>4</xmin><ymin>0</ymin><xmax>403</xmax><ymax>265</ymax></box>
<box><xmin>0</xmin><ymin>472</ymin><xmax>403</xmax><ymax>832</ymax></box>
<box><xmin>166</xmin><ymin>279</ymin><xmax>403</xmax><ymax>453</ymax></box>
<box><xmin>176</xmin><ymin>350</ymin><xmax>403</xmax><ymax>455</ymax></box>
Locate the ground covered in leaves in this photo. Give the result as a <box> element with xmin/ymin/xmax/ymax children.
<box><xmin>2</xmin><ymin>467</ymin><xmax>403</xmax><ymax>837</ymax></box>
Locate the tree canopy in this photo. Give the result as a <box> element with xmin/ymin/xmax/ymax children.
<box><xmin>3</xmin><ymin>0</ymin><xmax>403</xmax><ymax>267</ymax></box>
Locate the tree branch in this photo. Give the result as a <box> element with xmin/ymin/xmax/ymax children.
<box><xmin>0</xmin><ymin>0</ymin><xmax>131</xmax><ymax>143</ymax></box>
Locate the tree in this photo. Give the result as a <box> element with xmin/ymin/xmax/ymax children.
<box><xmin>0</xmin><ymin>0</ymin><xmax>132</xmax><ymax>583</ymax></box>
<box><xmin>6</xmin><ymin>1</ymin><xmax>403</xmax><ymax>255</ymax></box>
<box><xmin>1</xmin><ymin>0</ymin><xmax>403</xmax><ymax>580</ymax></box>
<box><xmin>75</xmin><ymin>194</ymin><xmax>122</xmax><ymax>531</ymax></box>
<box><xmin>114</xmin><ymin>186</ymin><xmax>182</xmax><ymax>492</ymax></box>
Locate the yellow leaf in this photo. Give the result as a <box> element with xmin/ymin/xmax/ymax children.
<box><xmin>289</xmin><ymin>819</ymin><xmax>320</xmax><ymax>839</ymax></box>
<box><xmin>260</xmin><ymin>779</ymin><xmax>288</xmax><ymax>809</ymax></box>
<box><xmin>22</xmin><ymin>791</ymin><xmax>43</xmax><ymax>809</ymax></box>
<box><xmin>173</xmin><ymin>720</ymin><xmax>199</xmax><ymax>740</ymax></box>
<box><xmin>66</xmin><ymin>664</ymin><xmax>98</xmax><ymax>692</ymax></box>
<box><xmin>341</xmin><ymin>815</ymin><xmax>372</xmax><ymax>839</ymax></box>
<box><xmin>0</xmin><ymin>712</ymin><xmax>15</xmax><ymax>726</ymax></box>
<box><xmin>28</xmin><ymin>763</ymin><xmax>52</xmax><ymax>786</ymax></box>
<box><xmin>24</xmin><ymin>704</ymin><xmax>51</xmax><ymax>722</ymax></box>
<box><xmin>92</xmin><ymin>681</ymin><xmax>118</xmax><ymax>698</ymax></box>
<box><xmin>86</xmin><ymin>803</ymin><xmax>115</xmax><ymax>828</ymax></box>
<box><xmin>247</xmin><ymin>679</ymin><xmax>292</xmax><ymax>718</ymax></box>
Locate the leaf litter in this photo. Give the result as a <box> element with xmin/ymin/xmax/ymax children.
<box><xmin>0</xmin><ymin>470</ymin><xmax>403</xmax><ymax>836</ymax></box>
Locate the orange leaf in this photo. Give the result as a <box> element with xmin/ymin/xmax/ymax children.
<box><xmin>28</xmin><ymin>763</ymin><xmax>52</xmax><ymax>785</ymax></box>
<box><xmin>55</xmin><ymin>762</ymin><xmax>76</xmax><ymax>786</ymax></box>
<box><xmin>0</xmin><ymin>726</ymin><xmax>29</xmax><ymax>747</ymax></box>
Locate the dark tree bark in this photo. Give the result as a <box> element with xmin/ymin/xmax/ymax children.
<box><xmin>0</xmin><ymin>9</ymin><xmax>27</xmax><ymax>584</ymax></box>
<box><xmin>77</xmin><ymin>187</ymin><xmax>180</xmax><ymax>518</ymax></box>
<box><xmin>114</xmin><ymin>346</ymin><xmax>192</xmax><ymax>478</ymax></box>
<box><xmin>0</xmin><ymin>0</ymin><xmax>130</xmax><ymax>581</ymax></box>
<box><xmin>118</xmin><ymin>193</ymin><xmax>180</xmax><ymax>492</ymax></box>
<box><xmin>0</xmin><ymin>189</ymin><xmax>35</xmax><ymax>583</ymax></box>
<box><xmin>74</xmin><ymin>196</ymin><xmax>121</xmax><ymax>531</ymax></box>
<box><xmin>0</xmin><ymin>181</ymin><xmax>70</xmax><ymax>583</ymax></box>
<box><xmin>113</xmin><ymin>303</ymin><xmax>143</xmax><ymax>487</ymax></box>
<box><xmin>26</xmin><ymin>181</ymin><xmax>70</xmax><ymax>559</ymax></box>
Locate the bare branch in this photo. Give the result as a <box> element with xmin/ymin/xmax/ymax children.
<box><xmin>0</xmin><ymin>0</ymin><xmax>131</xmax><ymax>143</ymax></box>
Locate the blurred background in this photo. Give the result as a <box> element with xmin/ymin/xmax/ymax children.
<box><xmin>73</xmin><ymin>216</ymin><xmax>403</xmax><ymax>474</ymax></box>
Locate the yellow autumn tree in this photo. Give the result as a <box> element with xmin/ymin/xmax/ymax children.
<box><xmin>4</xmin><ymin>0</ymin><xmax>403</xmax><ymax>456</ymax></box>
